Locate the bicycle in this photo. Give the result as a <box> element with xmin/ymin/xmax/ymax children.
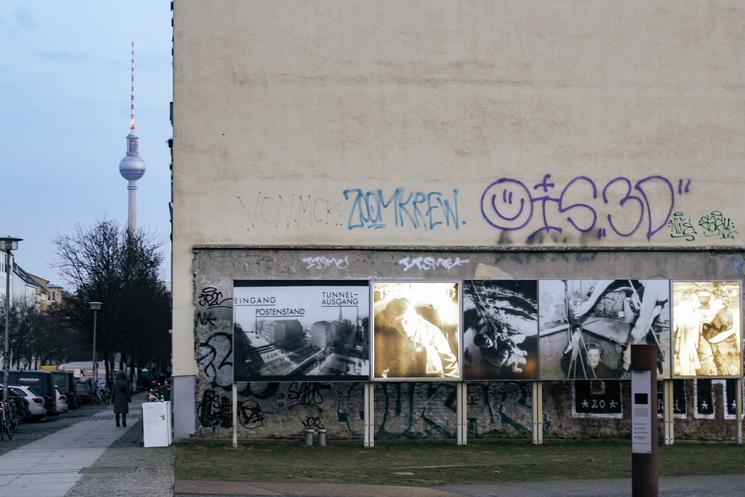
<box><xmin>0</xmin><ymin>400</ymin><xmax>15</xmax><ymax>441</ymax></box>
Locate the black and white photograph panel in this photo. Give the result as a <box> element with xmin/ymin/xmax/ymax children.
<box><xmin>673</xmin><ymin>281</ymin><xmax>741</xmax><ymax>378</ymax></box>
<box><xmin>539</xmin><ymin>280</ymin><xmax>671</xmax><ymax>381</ymax></box>
<box><xmin>233</xmin><ymin>281</ymin><xmax>370</xmax><ymax>381</ymax></box>
<box><xmin>373</xmin><ymin>282</ymin><xmax>460</xmax><ymax>380</ymax></box>
<box><xmin>462</xmin><ymin>280</ymin><xmax>538</xmax><ymax>380</ymax></box>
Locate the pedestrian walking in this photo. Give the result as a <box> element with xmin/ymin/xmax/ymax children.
<box><xmin>112</xmin><ymin>371</ymin><xmax>131</xmax><ymax>427</ymax></box>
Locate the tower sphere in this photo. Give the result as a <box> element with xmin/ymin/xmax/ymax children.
<box><xmin>119</xmin><ymin>141</ymin><xmax>146</xmax><ymax>180</ymax></box>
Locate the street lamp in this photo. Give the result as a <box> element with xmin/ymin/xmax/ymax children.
<box><xmin>89</xmin><ymin>301</ymin><xmax>102</xmax><ymax>384</ymax></box>
<box><xmin>1</xmin><ymin>236</ymin><xmax>22</xmax><ymax>402</ymax></box>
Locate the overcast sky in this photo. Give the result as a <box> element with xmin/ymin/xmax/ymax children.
<box><xmin>1</xmin><ymin>1</ymin><xmax>172</xmax><ymax>287</ymax></box>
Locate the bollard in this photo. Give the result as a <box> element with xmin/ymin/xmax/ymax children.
<box><xmin>317</xmin><ymin>429</ymin><xmax>327</xmax><ymax>448</ymax></box>
<box><xmin>304</xmin><ymin>428</ymin><xmax>315</xmax><ymax>447</ymax></box>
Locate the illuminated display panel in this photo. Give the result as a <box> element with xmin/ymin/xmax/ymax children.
<box><xmin>672</xmin><ymin>281</ymin><xmax>741</xmax><ymax>378</ymax></box>
<box><xmin>373</xmin><ymin>282</ymin><xmax>460</xmax><ymax>381</ymax></box>
<box><xmin>233</xmin><ymin>280</ymin><xmax>370</xmax><ymax>381</ymax></box>
<box><xmin>539</xmin><ymin>280</ymin><xmax>671</xmax><ymax>380</ymax></box>
<box><xmin>462</xmin><ymin>280</ymin><xmax>538</xmax><ymax>381</ymax></box>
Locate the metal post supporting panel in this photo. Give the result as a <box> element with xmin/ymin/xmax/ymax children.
<box><xmin>232</xmin><ymin>383</ymin><xmax>238</xmax><ymax>447</ymax></box>
<box><xmin>364</xmin><ymin>383</ymin><xmax>374</xmax><ymax>447</ymax></box>
<box><xmin>663</xmin><ymin>380</ymin><xmax>674</xmax><ymax>446</ymax></box>
<box><xmin>532</xmin><ymin>382</ymin><xmax>543</xmax><ymax>445</ymax></box>
<box><xmin>631</xmin><ymin>344</ymin><xmax>658</xmax><ymax>497</ymax></box>
<box><xmin>737</xmin><ymin>378</ymin><xmax>743</xmax><ymax>445</ymax></box>
<box><xmin>457</xmin><ymin>383</ymin><xmax>467</xmax><ymax>445</ymax></box>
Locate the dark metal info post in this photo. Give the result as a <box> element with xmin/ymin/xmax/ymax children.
<box><xmin>631</xmin><ymin>344</ymin><xmax>658</xmax><ymax>497</ymax></box>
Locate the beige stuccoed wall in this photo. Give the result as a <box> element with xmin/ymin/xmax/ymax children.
<box><xmin>173</xmin><ymin>0</ymin><xmax>745</xmax><ymax>375</ymax></box>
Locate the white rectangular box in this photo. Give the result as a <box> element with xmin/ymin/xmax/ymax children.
<box><xmin>143</xmin><ymin>401</ymin><xmax>172</xmax><ymax>448</ymax></box>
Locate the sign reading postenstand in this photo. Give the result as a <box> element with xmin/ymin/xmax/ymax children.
<box><xmin>233</xmin><ymin>280</ymin><xmax>370</xmax><ymax>381</ymax></box>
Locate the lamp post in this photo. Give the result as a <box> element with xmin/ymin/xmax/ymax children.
<box><xmin>89</xmin><ymin>301</ymin><xmax>102</xmax><ymax>384</ymax></box>
<box><xmin>1</xmin><ymin>236</ymin><xmax>22</xmax><ymax>402</ymax></box>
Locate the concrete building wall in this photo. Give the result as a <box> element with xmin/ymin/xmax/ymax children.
<box><xmin>192</xmin><ymin>248</ymin><xmax>744</xmax><ymax>440</ymax></box>
<box><xmin>173</xmin><ymin>0</ymin><xmax>745</xmax><ymax>437</ymax></box>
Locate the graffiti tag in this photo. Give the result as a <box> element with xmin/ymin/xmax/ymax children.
<box><xmin>302</xmin><ymin>256</ymin><xmax>350</xmax><ymax>270</ymax></box>
<box><xmin>397</xmin><ymin>256</ymin><xmax>470</xmax><ymax>272</ymax></box>
<box><xmin>343</xmin><ymin>187</ymin><xmax>464</xmax><ymax>231</ymax></box>
<box><xmin>699</xmin><ymin>211</ymin><xmax>737</xmax><ymax>240</ymax></box>
<box><xmin>480</xmin><ymin>174</ymin><xmax>689</xmax><ymax>241</ymax></box>
<box><xmin>668</xmin><ymin>212</ymin><xmax>697</xmax><ymax>241</ymax></box>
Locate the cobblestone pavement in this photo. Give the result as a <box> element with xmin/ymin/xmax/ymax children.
<box><xmin>65</xmin><ymin>415</ymin><xmax>174</xmax><ymax>497</ymax></box>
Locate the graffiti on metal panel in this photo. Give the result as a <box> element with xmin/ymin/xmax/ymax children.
<box><xmin>301</xmin><ymin>256</ymin><xmax>350</xmax><ymax>271</ymax></box>
<box><xmin>397</xmin><ymin>256</ymin><xmax>470</xmax><ymax>272</ymax></box>
<box><xmin>343</xmin><ymin>187</ymin><xmax>464</xmax><ymax>231</ymax></box>
<box><xmin>236</xmin><ymin>192</ymin><xmax>343</xmax><ymax>230</ymax></box>
<box><xmin>699</xmin><ymin>211</ymin><xmax>737</xmax><ymax>240</ymax></box>
<box><xmin>480</xmin><ymin>174</ymin><xmax>690</xmax><ymax>241</ymax></box>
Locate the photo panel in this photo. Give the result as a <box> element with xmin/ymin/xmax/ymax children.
<box><xmin>233</xmin><ymin>280</ymin><xmax>370</xmax><ymax>381</ymax></box>
<box><xmin>672</xmin><ymin>281</ymin><xmax>741</xmax><ymax>378</ymax></box>
<box><xmin>373</xmin><ymin>281</ymin><xmax>460</xmax><ymax>381</ymax></box>
<box><xmin>539</xmin><ymin>279</ymin><xmax>671</xmax><ymax>380</ymax></box>
<box><xmin>462</xmin><ymin>280</ymin><xmax>538</xmax><ymax>380</ymax></box>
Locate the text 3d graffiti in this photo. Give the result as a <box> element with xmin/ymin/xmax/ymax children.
<box><xmin>480</xmin><ymin>174</ymin><xmax>691</xmax><ymax>241</ymax></box>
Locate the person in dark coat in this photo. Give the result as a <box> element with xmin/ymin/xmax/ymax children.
<box><xmin>111</xmin><ymin>372</ymin><xmax>131</xmax><ymax>427</ymax></box>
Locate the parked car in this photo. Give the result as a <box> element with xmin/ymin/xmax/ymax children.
<box><xmin>5</xmin><ymin>385</ymin><xmax>45</xmax><ymax>420</ymax></box>
<box><xmin>75</xmin><ymin>378</ymin><xmax>93</xmax><ymax>404</ymax></box>
<box><xmin>51</xmin><ymin>371</ymin><xmax>78</xmax><ymax>409</ymax></box>
<box><xmin>54</xmin><ymin>387</ymin><xmax>69</xmax><ymax>414</ymax></box>
<box><xmin>7</xmin><ymin>371</ymin><xmax>58</xmax><ymax>416</ymax></box>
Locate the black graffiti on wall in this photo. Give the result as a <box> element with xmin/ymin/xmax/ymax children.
<box><xmin>197</xmin><ymin>389</ymin><xmax>266</xmax><ymax>430</ymax></box>
<box><xmin>198</xmin><ymin>287</ymin><xmax>232</xmax><ymax>309</ymax></box>
<box><xmin>287</xmin><ymin>382</ymin><xmax>331</xmax><ymax>410</ymax></box>
<box><xmin>197</xmin><ymin>332</ymin><xmax>233</xmax><ymax>389</ymax></box>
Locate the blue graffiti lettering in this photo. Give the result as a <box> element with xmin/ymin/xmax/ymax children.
<box><xmin>343</xmin><ymin>187</ymin><xmax>463</xmax><ymax>230</ymax></box>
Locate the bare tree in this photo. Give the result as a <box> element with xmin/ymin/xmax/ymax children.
<box><xmin>54</xmin><ymin>219</ymin><xmax>170</xmax><ymax>385</ymax></box>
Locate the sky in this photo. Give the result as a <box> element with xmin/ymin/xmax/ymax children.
<box><xmin>0</xmin><ymin>1</ymin><xmax>172</xmax><ymax>288</ymax></box>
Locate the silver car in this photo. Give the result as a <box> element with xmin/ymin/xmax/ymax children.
<box><xmin>10</xmin><ymin>385</ymin><xmax>47</xmax><ymax>420</ymax></box>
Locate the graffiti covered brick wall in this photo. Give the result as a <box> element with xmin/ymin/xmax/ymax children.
<box><xmin>191</xmin><ymin>248</ymin><xmax>745</xmax><ymax>440</ymax></box>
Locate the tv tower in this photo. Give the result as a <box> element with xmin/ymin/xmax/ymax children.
<box><xmin>118</xmin><ymin>42</ymin><xmax>145</xmax><ymax>235</ymax></box>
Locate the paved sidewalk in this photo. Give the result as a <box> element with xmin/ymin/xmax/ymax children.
<box><xmin>0</xmin><ymin>395</ymin><xmax>144</xmax><ymax>497</ymax></box>
<box><xmin>65</xmin><ymin>417</ymin><xmax>174</xmax><ymax>497</ymax></box>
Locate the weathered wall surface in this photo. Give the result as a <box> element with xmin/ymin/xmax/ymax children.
<box><xmin>173</xmin><ymin>0</ymin><xmax>745</xmax><ymax>379</ymax></box>
<box><xmin>192</xmin><ymin>248</ymin><xmax>745</xmax><ymax>440</ymax></box>
<box><xmin>174</xmin><ymin>0</ymin><xmax>745</xmax><ymax>250</ymax></box>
